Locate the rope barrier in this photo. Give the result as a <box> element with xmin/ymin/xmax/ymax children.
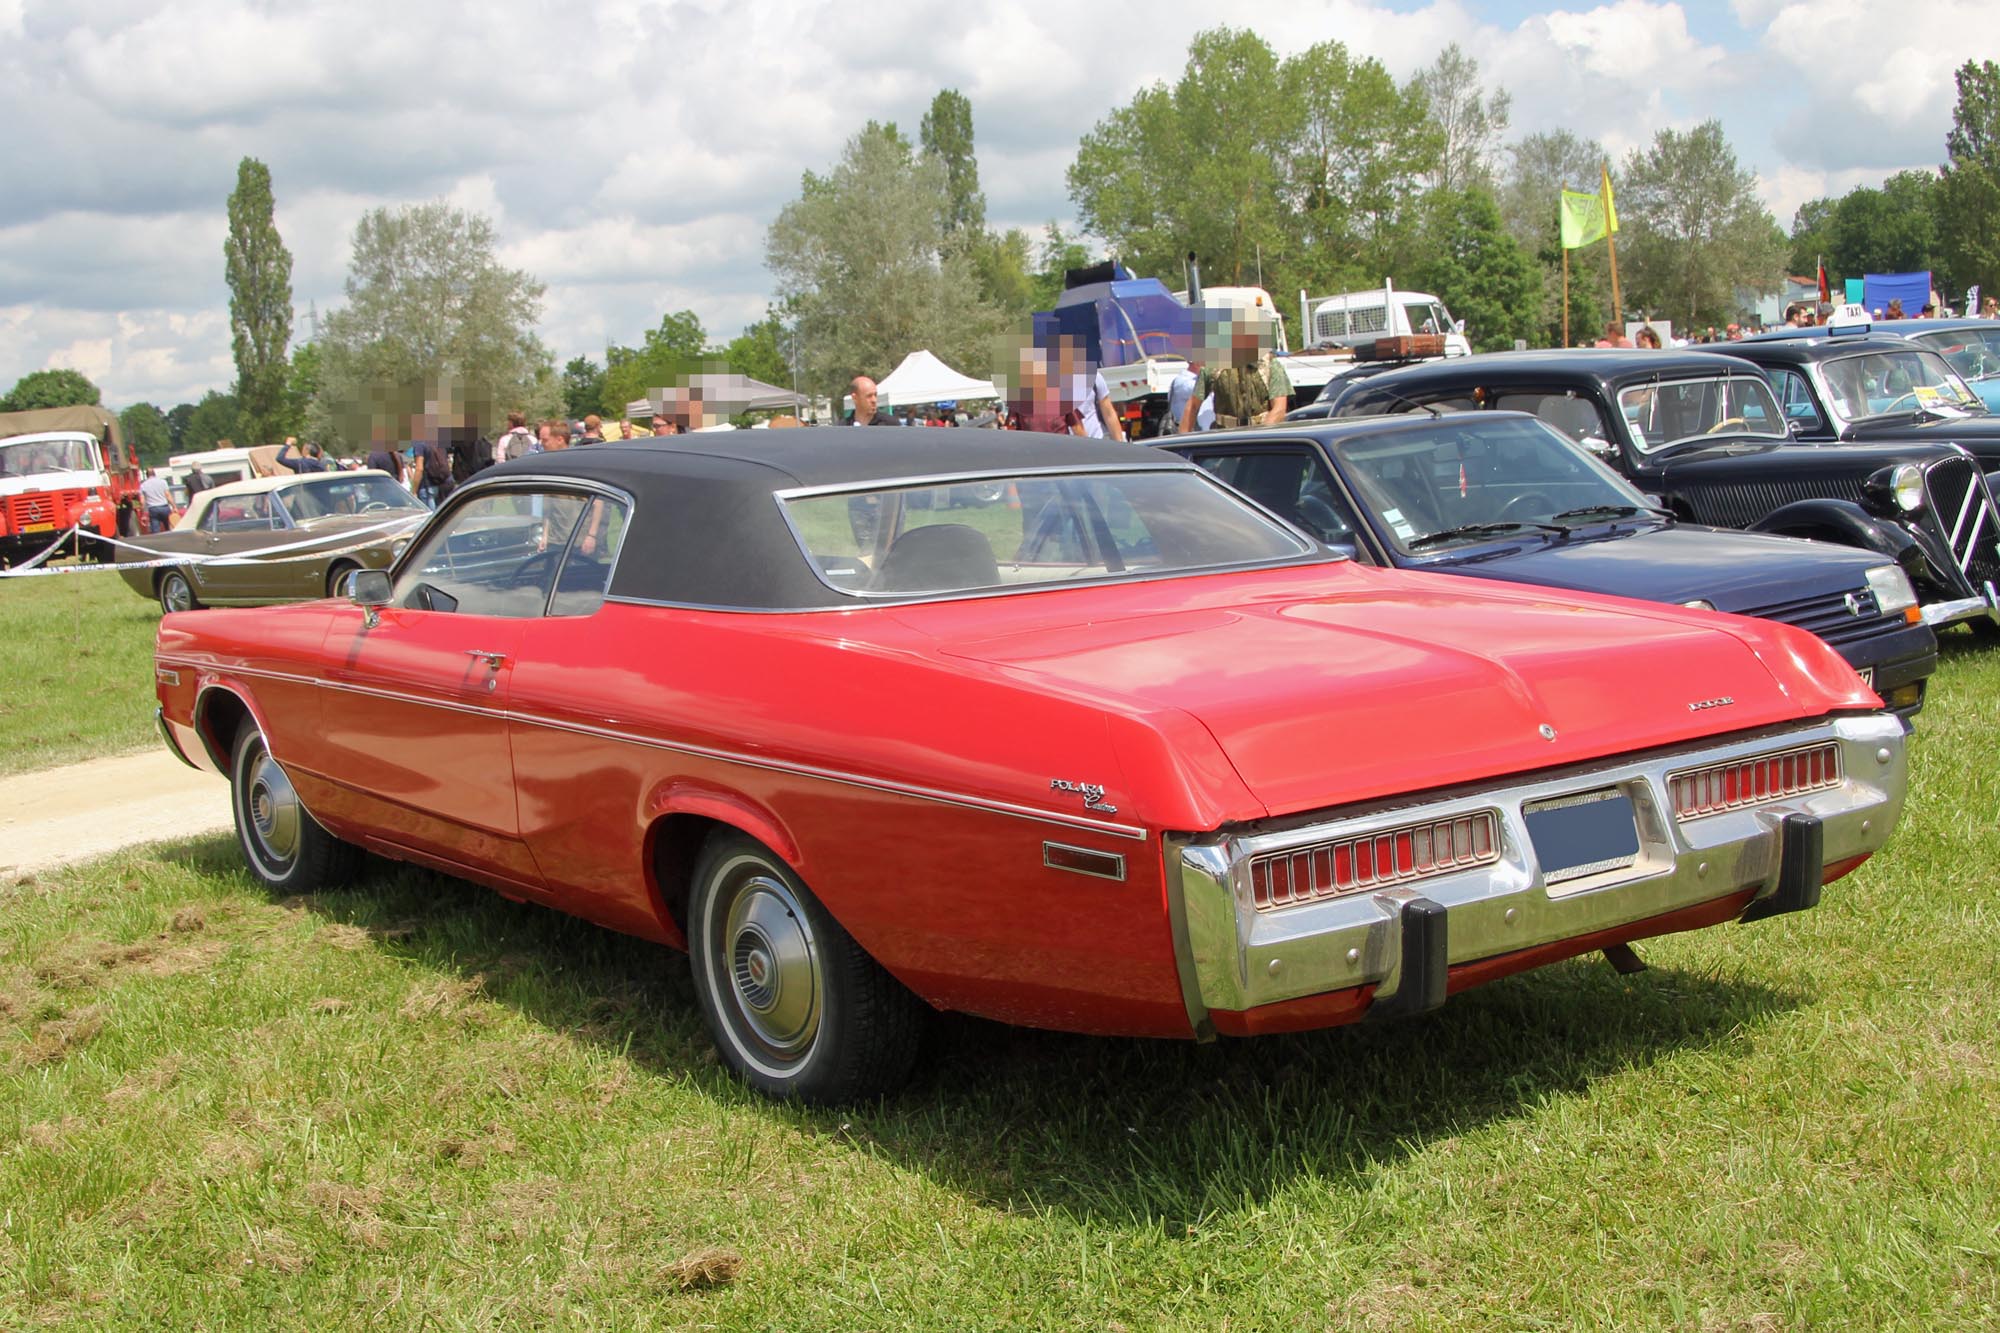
<box><xmin>0</xmin><ymin>513</ymin><xmax>427</xmax><ymax>580</ymax></box>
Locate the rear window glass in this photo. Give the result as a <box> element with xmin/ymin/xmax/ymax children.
<box><xmin>781</xmin><ymin>470</ymin><xmax>1313</xmax><ymax>598</ymax></box>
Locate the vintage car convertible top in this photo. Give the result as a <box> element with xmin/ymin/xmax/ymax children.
<box><xmin>154</xmin><ymin>428</ymin><xmax>1910</xmax><ymax>1101</ymax></box>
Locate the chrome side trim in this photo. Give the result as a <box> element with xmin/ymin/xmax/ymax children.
<box><xmin>1173</xmin><ymin>714</ymin><xmax>1907</xmax><ymax>1016</ymax></box>
<box><xmin>155</xmin><ymin>707</ymin><xmax>199</xmax><ymax>771</ymax></box>
<box><xmin>1161</xmin><ymin>833</ymin><xmax>1217</xmax><ymax>1042</ymax></box>
<box><xmin>154</xmin><ymin>656</ymin><xmax>1149</xmax><ymax>841</ymax></box>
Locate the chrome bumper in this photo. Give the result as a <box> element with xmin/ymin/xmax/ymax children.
<box><xmin>1168</xmin><ymin>713</ymin><xmax>1907</xmax><ymax>1030</ymax></box>
<box><xmin>1919</xmin><ymin>579</ymin><xmax>2000</xmax><ymax>627</ymax></box>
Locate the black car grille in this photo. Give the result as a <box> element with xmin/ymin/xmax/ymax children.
<box><xmin>1742</xmin><ymin>588</ymin><xmax>1893</xmax><ymax>647</ymax></box>
<box><xmin>1923</xmin><ymin>455</ymin><xmax>2000</xmax><ymax>588</ymax></box>
<box><xmin>1676</xmin><ymin>478</ymin><xmax>1846</xmax><ymax>530</ymax></box>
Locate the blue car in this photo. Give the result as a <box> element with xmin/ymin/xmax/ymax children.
<box><xmin>1744</xmin><ymin>318</ymin><xmax>2000</xmax><ymax>413</ymax></box>
<box><xmin>1158</xmin><ymin>411</ymin><xmax>1937</xmax><ymax>716</ymax></box>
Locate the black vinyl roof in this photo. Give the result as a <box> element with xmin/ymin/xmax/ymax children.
<box><xmin>468</xmin><ymin>427</ymin><xmax>1207</xmax><ymax>610</ymax></box>
<box><xmin>1711</xmin><ymin>334</ymin><xmax>1941</xmax><ymax>365</ymax></box>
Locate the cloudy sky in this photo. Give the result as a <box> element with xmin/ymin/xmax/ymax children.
<box><xmin>2</xmin><ymin>0</ymin><xmax>1992</xmax><ymax>410</ymax></box>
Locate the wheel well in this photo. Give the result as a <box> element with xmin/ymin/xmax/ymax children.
<box><xmin>326</xmin><ymin>559</ymin><xmax>358</xmax><ymax>596</ymax></box>
<box><xmin>193</xmin><ymin>688</ymin><xmax>252</xmax><ymax>772</ymax></box>
<box><xmin>648</xmin><ymin>813</ymin><xmax>729</xmax><ymax>943</ymax></box>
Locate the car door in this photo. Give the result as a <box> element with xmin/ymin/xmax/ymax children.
<box><xmin>314</xmin><ymin>486</ymin><xmax>595</xmax><ymax>890</ymax></box>
<box><xmin>190</xmin><ymin>491</ymin><xmax>283</xmax><ymax>604</ymax></box>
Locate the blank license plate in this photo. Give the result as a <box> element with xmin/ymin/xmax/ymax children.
<box><xmin>1525</xmin><ymin>788</ymin><xmax>1640</xmax><ymax>885</ymax></box>
<box><xmin>22</xmin><ymin>521</ymin><xmax>55</xmax><ymax>532</ymax></box>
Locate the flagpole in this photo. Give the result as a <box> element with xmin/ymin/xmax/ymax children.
<box><xmin>1602</xmin><ymin>163</ymin><xmax>1622</xmax><ymax>326</ymax></box>
<box><xmin>1563</xmin><ymin>246</ymin><xmax>1571</xmax><ymax>347</ymax></box>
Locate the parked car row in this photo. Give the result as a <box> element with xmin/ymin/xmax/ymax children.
<box><xmin>153</xmin><ymin>428</ymin><xmax>1915</xmax><ymax>1101</ymax></box>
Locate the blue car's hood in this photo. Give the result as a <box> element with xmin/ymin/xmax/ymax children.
<box><xmin>1432</xmin><ymin>523</ymin><xmax>1883</xmax><ymax>612</ymax></box>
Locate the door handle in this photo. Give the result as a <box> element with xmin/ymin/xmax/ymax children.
<box><xmin>465</xmin><ymin>649</ymin><xmax>507</xmax><ymax>668</ymax></box>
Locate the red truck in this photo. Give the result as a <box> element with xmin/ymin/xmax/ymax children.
<box><xmin>0</xmin><ymin>405</ymin><xmax>144</xmax><ymax>566</ymax></box>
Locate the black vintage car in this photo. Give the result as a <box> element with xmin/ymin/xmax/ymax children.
<box><xmin>1156</xmin><ymin>412</ymin><xmax>1936</xmax><ymax>714</ymax></box>
<box><xmin>1710</xmin><ymin>333</ymin><xmax>2000</xmax><ymax>473</ymax></box>
<box><xmin>1329</xmin><ymin>350</ymin><xmax>2000</xmax><ymax>632</ymax></box>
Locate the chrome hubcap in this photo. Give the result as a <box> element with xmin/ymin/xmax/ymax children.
<box><xmin>720</xmin><ymin>873</ymin><xmax>821</xmax><ymax>1062</ymax></box>
<box><xmin>243</xmin><ymin>747</ymin><xmax>300</xmax><ymax>868</ymax></box>
<box><xmin>163</xmin><ymin>574</ymin><xmax>191</xmax><ymax>612</ymax></box>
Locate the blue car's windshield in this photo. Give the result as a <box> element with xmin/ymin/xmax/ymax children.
<box><xmin>1909</xmin><ymin>328</ymin><xmax>2000</xmax><ymax>386</ymax></box>
<box><xmin>1816</xmin><ymin>348</ymin><xmax>1986</xmax><ymax>424</ymax></box>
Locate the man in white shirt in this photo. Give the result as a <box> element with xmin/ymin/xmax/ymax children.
<box><xmin>138</xmin><ymin>469</ymin><xmax>173</xmax><ymax>533</ymax></box>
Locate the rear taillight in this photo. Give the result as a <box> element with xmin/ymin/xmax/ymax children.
<box><xmin>1249</xmin><ymin>811</ymin><xmax>1499</xmax><ymax>910</ymax></box>
<box><xmin>1668</xmin><ymin>744</ymin><xmax>1843</xmax><ymax>820</ymax></box>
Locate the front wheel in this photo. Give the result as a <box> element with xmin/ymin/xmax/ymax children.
<box><xmin>687</xmin><ymin>833</ymin><xmax>926</xmax><ymax>1102</ymax></box>
<box><xmin>230</xmin><ymin>721</ymin><xmax>359</xmax><ymax>892</ymax></box>
<box><xmin>159</xmin><ymin>569</ymin><xmax>201</xmax><ymax>614</ymax></box>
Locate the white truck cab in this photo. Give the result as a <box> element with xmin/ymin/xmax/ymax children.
<box><xmin>1303</xmin><ymin>282</ymin><xmax>1473</xmax><ymax>358</ymax></box>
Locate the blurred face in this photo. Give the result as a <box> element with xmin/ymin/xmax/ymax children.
<box><xmin>651</xmin><ymin>416</ymin><xmax>674</xmax><ymax>435</ymax></box>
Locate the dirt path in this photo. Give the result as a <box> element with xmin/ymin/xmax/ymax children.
<box><xmin>0</xmin><ymin>748</ymin><xmax>231</xmax><ymax>878</ymax></box>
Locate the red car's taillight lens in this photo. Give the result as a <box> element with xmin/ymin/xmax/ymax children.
<box><xmin>1668</xmin><ymin>743</ymin><xmax>1843</xmax><ymax>820</ymax></box>
<box><xmin>1248</xmin><ymin>811</ymin><xmax>1499</xmax><ymax>910</ymax></box>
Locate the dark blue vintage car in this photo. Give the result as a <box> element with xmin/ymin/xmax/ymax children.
<box><xmin>1327</xmin><ymin>349</ymin><xmax>2000</xmax><ymax>634</ymax></box>
<box><xmin>1159</xmin><ymin>412</ymin><xmax>1937</xmax><ymax>715</ymax></box>
<box><xmin>1741</xmin><ymin>319</ymin><xmax>2000</xmax><ymax>413</ymax></box>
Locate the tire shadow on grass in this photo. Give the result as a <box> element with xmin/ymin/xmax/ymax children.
<box><xmin>221</xmin><ymin>848</ymin><xmax>1801</xmax><ymax>1229</ymax></box>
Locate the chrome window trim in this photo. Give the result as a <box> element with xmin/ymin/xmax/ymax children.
<box><xmin>389</xmin><ymin>474</ymin><xmax>636</xmax><ymax>618</ymax></box>
<box><xmin>772</xmin><ymin>466</ymin><xmax>1320</xmax><ymax>603</ymax></box>
<box><xmin>1172</xmin><ymin>713</ymin><xmax>1907</xmax><ymax>1017</ymax></box>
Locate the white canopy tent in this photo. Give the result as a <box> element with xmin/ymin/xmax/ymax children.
<box><xmin>870</xmin><ymin>350</ymin><xmax>999</xmax><ymax>409</ymax></box>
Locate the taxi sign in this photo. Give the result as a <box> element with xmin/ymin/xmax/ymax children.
<box><xmin>1826</xmin><ymin>303</ymin><xmax>1872</xmax><ymax>336</ymax></box>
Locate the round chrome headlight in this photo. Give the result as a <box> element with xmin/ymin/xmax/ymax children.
<box><xmin>1889</xmin><ymin>463</ymin><xmax>1923</xmax><ymax>512</ymax></box>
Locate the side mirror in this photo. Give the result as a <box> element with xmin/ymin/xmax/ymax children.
<box><xmin>347</xmin><ymin>568</ymin><xmax>392</xmax><ymax>605</ymax></box>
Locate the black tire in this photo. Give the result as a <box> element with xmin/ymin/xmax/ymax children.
<box><xmin>687</xmin><ymin>832</ymin><xmax>926</xmax><ymax>1103</ymax></box>
<box><xmin>158</xmin><ymin>568</ymin><xmax>201</xmax><ymax>614</ymax></box>
<box><xmin>229</xmin><ymin>720</ymin><xmax>359</xmax><ymax>892</ymax></box>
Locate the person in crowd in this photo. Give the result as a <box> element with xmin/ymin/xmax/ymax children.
<box><xmin>541</xmin><ymin>420</ymin><xmax>572</xmax><ymax>452</ymax></box>
<box><xmin>364</xmin><ymin>427</ymin><xmax>403</xmax><ymax>483</ymax></box>
<box><xmin>1180</xmin><ymin>311</ymin><xmax>1289</xmax><ymax>432</ymax></box>
<box><xmin>1885</xmin><ymin>299</ymin><xmax>1906</xmax><ymax>320</ymax></box>
<box><xmin>1634</xmin><ymin>324</ymin><xmax>1663</xmax><ymax>349</ymax></box>
<box><xmin>1594</xmin><ymin>320</ymin><xmax>1634</xmax><ymax>348</ymax></box>
<box><xmin>578</xmin><ymin>414</ymin><xmax>605</xmax><ymax>446</ymax></box>
<box><xmin>849</xmin><ymin>376</ymin><xmax>895</xmax><ymax>426</ymax></box>
<box><xmin>275</xmin><ymin>438</ymin><xmax>327</xmax><ymax>473</ymax></box>
<box><xmin>650</xmin><ymin>411</ymin><xmax>681</xmax><ymax>437</ymax></box>
<box><xmin>139</xmin><ymin>468</ymin><xmax>173</xmax><ymax>533</ymax></box>
<box><xmin>419</xmin><ymin>434</ymin><xmax>454</xmax><ymax>507</ymax></box>
<box><xmin>493</xmin><ymin>411</ymin><xmax>535</xmax><ymax>465</ymax></box>
<box><xmin>1725</xmin><ymin>323</ymin><xmax>1743</xmax><ymax>341</ymax></box>
<box><xmin>1983</xmin><ymin>295</ymin><xmax>1999</xmax><ymax>320</ymax></box>
<box><xmin>184</xmin><ymin>462</ymin><xmax>213</xmax><ymax>498</ymax></box>
<box><xmin>1053</xmin><ymin>335</ymin><xmax>1126</xmax><ymax>441</ymax></box>
<box><xmin>1162</xmin><ymin>361</ymin><xmax>1201</xmax><ymax>436</ymax></box>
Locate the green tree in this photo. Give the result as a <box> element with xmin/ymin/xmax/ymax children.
<box><xmin>1826</xmin><ymin>171</ymin><xmax>1940</xmax><ymax>282</ymax></box>
<box><xmin>1410</xmin><ymin>188</ymin><xmax>1542</xmax><ymax>351</ymax></box>
<box><xmin>184</xmin><ymin>390</ymin><xmax>240</xmax><ymax>451</ymax></box>
<box><xmin>0</xmin><ymin>368</ymin><xmax>101</xmax><ymax>412</ymax></box>
<box><xmin>1787</xmin><ymin>196</ymin><xmax>1837</xmax><ymax>278</ymax></box>
<box><xmin>600</xmin><ymin>309</ymin><xmax>712</xmax><ymax>414</ymax></box>
<box><xmin>719</xmin><ymin>311</ymin><xmax>794</xmax><ymax>390</ymax></box>
<box><xmin>283</xmin><ymin>341</ymin><xmax>320</xmax><ymax>440</ymax></box>
<box><xmin>314</xmin><ymin>202</ymin><xmax>556</xmax><ymax>447</ymax></box>
<box><xmin>224</xmin><ymin>157</ymin><xmax>295</xmax><ymax>445</ymax></box>
<box><xmin>920</xmin><ymin>89</ymin><xmax>986</xmax><ymax>240</ymax></box>
<box><xmin>119</xmin><ymin>402</ymin><xmax>172</xmax><ymax>466</ymax></box>
<box><xmin>1413</xmin><ymin>42</ymin><xmax>1511</xmax><ymax>194</ymax></box>
<box><xmin>766</xmin><ymin>121</ymin><xmax>1005</xmax><ymax>398</ymax></box>
<box><xmin>1497</xmin><ymin>130</ymin><xmax>1612</xmax><ymax>344</ymax></box>
<box><xmin>1032</xmin><ymin>224</ymin><xmax>1094</xmax><ymax>309</ymax></box>
<box><xmin>165</xmin><ymin>402</ymin><xmax>195</xmax><ymax>452</ymax></box>
<box><xmin>1618</xmin><ymin>121</ymin><xmax>1784</xmax><ymax>325</ymax></box>
<box><xmin>1938</xmin><ymin>59</ymin><xmax>2000</xmax><ymax>302</ymax></box>
<box><xmin>561</xmin><ymin>356</ymin><xmax>604</xmax><ymax>418</ymax></box>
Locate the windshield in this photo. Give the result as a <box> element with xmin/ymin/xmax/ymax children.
<box><xmin>782</xmin><ymin>470</ymin><xmax>1314</xmax><ymax>598</ymax></box>
<box><xmin>1814</xmin><ymin>348</ymin><xmax>1984</xmax><ymax>424</ymax></box>
<box><xmin>1617</xmin><ymin>377</ymin><xmax>1787</xmax><ymax>452</ymax></box>
<box><xmin>0</xmin><ymin>436</ymin><xmax>96</xmax><ymax>478</ymax></box>
<box><xmin>1908</xmin><ymin>328</ymin><xmax>2000</xmax><ymax>386</ymax></box>
<box><xmin>276</xmin><ymin>474</ymin><xmax>424</xmax><ymax>521</ymax></box>
<box><xmin>1334</xmin><ymin>417</ymin><xmax>1649</xmax><ymax>552</ymax></box>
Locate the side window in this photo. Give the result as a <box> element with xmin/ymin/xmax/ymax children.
<box><xmin>393</xmin><ymin>491</ymin><xmax>590</xmax><ymax>618</ymax></box>
<box><xmin>547</xmin><ymin>496</ymin><xmax>630</xmax><ymax>617</ymax></box>
<box><xmin>1192</xmin><ymin>448</ymin><xmax>1360</xmax><ymax>548</ymax></box>
<box><xmin>1496</xmin><ymin>392</ymin><xmax>1612</xmax><ymax>447</ymax></box>
<box><xmin>1771</xmin><ymin>369</ymin><xmax>1823</xmax><ymax>432</ymax></box>
<box><xmin>210</xmin><ymin>493</ymin><xmax>277</xmax><ymax>532</ymax></box>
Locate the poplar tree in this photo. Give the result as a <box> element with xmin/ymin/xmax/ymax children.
<box><xmin>224</xmin><ymin>158</ymin><xmax>294</xmax><ymax>446</ymax></box>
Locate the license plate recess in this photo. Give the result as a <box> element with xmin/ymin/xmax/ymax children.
<box><xmin>1524</xmin><ymin>787</ymin><xmax>1640</xmax><ymax>886</ymax></box>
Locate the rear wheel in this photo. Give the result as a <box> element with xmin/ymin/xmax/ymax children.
<box><xmin>229</xmin><ymin>720</ymin><xmax>359</xmax><ymax>892</ymax></box>
<box><xmin>158</xmin><ymin>569</ymin><xmax>201</xmax><ymax>614</ymax></box>
<box><xmin>687</xmin><ymin>833</ymin><xmax>926</xmax><ymax>1102</ymax></box>
<box><xmin>326</xmin><ymin>561</ymin><xmax>359</xmax><ymax>599</ymax></box>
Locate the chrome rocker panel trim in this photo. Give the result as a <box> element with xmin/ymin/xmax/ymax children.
<box><xmin>1169</xmin><ymin>713</ymin><xmax>1907</xmax><ymax>1025</ymax></box>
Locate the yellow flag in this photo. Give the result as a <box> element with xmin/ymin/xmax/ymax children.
<box><xmin>1600</xmin><ymin>163</ymin><xmax>1619</xmax><ymax>236</ymax></box>
<box><xmin>1560</xmin><ymin>189</ymin><xmax>1607</xmax><ymax>249</ymax></box>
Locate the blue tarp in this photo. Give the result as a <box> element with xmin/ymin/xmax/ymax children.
<box><xmin>1861</xmin><ymin>271</ymin><xmax>1930</xmax><ymax>317</ymax></box>
<box><xmin>1033</xmin><ymin>275</ymin><xmax>1194</xmax><ymax>368</ymax></box>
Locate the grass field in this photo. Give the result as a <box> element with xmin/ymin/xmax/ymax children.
<box><xmin>1</xmin><ymin>577</ymin><xmax>1997</xmax><ymax>1328</ymax></box>
<box><xmin>0</xmin><ymin>571</ymin><xmax>160</xmax><ymax>776</ymax></box>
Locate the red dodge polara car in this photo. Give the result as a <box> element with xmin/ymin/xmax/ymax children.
<box><xmin>153</xmin><ymin>429</ymin><xmax>1909</xmax><ymax>1101</ymax></box>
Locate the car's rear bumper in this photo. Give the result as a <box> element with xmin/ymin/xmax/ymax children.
<box><xmin>1166</xmin><ymin>712</ymin><xmax>1907</xmax><ymax>1038</ymax></box>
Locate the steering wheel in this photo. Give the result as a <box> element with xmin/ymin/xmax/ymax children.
<box><xmin>1497</xmin><ymin>491</ymin><xmax>1557</xmax><ymax>521</ymax></box>
<box><xmin>1705</xmin><ymin>417</ymin><xmax>1749</xmax><ymax>434</ymax></box>
<box><xmin>360</xmin><ymin>500</ymin><xmax>392</xmax><ymax>513</ymax></box>
<box><xmin>1879</xmin><ymin>391</ymin><xmax>1922</xmax><ymax>413</ymax></box>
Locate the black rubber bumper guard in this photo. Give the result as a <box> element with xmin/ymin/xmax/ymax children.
<box><xmin>1364</xmin><ymin>813</ymin><xmax>1825</xmax><ymax>1021</ymax></box>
